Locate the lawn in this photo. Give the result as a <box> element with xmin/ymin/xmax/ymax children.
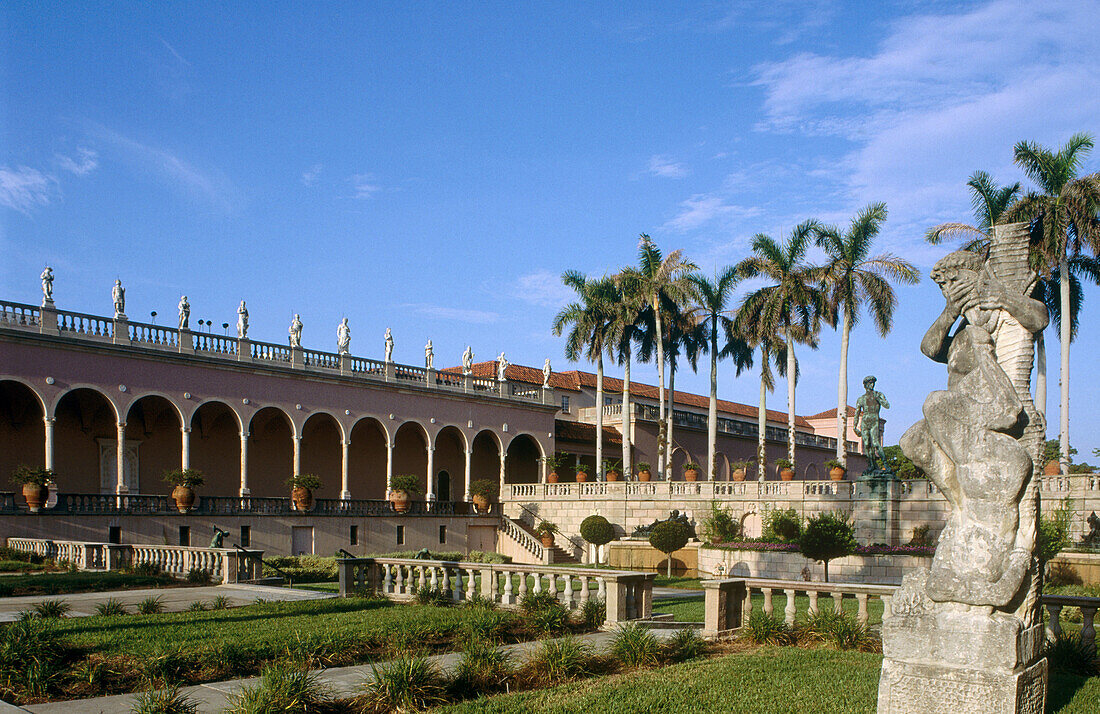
<box><xmin>0</xmin><ymin>570</ymin><xmax>182</xmax><ymax>597</ymax></box>
<box><xmin>437</xmin><ymin>645</ymin><xmax>1100</xmax><ymax>714</ymax></box>
<box><xmin>653</xmin><ymin>591</ymin><xmax>887</xmax><ymax>625</ymax></box>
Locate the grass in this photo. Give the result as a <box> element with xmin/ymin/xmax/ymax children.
<box><xmin>0</xmin><ymin>571</ymin><xmax>182</xmax><ymax>598</ymax></box>
<box><xmin>653</xmin><ymin>591</ymin><xmax>887</xmax><ymax>624</ymax></box>
<box><xmin>0</xmin><ymin>559</ymin><xmax>47</xmax><ymax>573</ymax></box>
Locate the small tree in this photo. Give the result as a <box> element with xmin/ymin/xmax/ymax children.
<box><xmin>700</xmin><ymin>501</ymin><xmax>740</xmax><ymax>544</ymax></box>
<box><xmin>649</xmin><ymin>519</ymin><xmax>690</xmax><ymax>577</ymax></box>
<box><xmin>1037</xmin><ymin>497</ymin><xmax>1073</xmax><ymax>572</ymax></box>
<box><xmin>800</xmin><ymin>512</ymin><xmax>857</xmax><ymax>582</ymax></box>
<box><xmin>580</xmin><ymin>515</ymin><xmax>616</xmax><ymax>564</ymax></box>
<box><xmin>762</xmin><ymin>508</ymin><xmax>802</xmax><ymax>543</ymax></box>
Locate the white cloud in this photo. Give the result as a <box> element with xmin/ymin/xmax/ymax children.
<box><xmin>402</xmin><ymin>303</ymin><xmax>500</xmax><ymax>324</ymax></box>
<box><xmin>301</xmin><ymin>163</ymin><xmax>322</xmax><ymax>186</ymax></box>
<box><xmin>56</xmin><ymin>148</ymin><xmax>98</xmax><ymax>176</ymax></box>
<box><xmin>0</xmin><ymin>166</ymin><xmax>55</xmax><ymax>215</ymax></box>
<box><xmin>647</xmin><ymin>155</ymin><xmax>689</xmax><ymax>178</ymax></box>
<box><xmin>351</xmin><ymin>174</ymin><xmax>381</xmax><ymax>198</ymax></box>
<box><xmin>511</xmin><ymin>270</ymin><xmax>574</xmax><ymax>308</ymax></box>
<box><xmin>661</xmin><ymin>194</ymin><xmax>760</xmax><ymax>232</ymax></box>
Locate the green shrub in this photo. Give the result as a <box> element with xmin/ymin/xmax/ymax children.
<box><xmin>162</xmin><ymin>468</ymin><xmax>205</xmax><ymax>488</ymax></box>
<box><xmin>286</xmin><ymin>473</ymin><xmax>323</xmax><ymax>490</ymax></box>
<box><xmin>462</xmin><ymin>608</ymin><xmax>513</xmax><ymax>642</ymax></box>
<box><xmin>450</xmin><ymin>635</ymin><xmax>513</xmax><ymax>697</ymax></box>
<box><xmin>799</xmin><ymin>512</ymin><xmax>857</xmax><ymax>582</ymax></box>
<box><xmin>798</xmin><ymin>610</ymin><xmax>879</xmax><ymax>652</ymax></box>
<box><xmin>137</xmin><ymin>596</ymin><xmax>166</xmax><ymax>615</ymax></box>
<box><xmin>609</xmin><ymin>622</ymin><xmax>660</xmax><ymax>668</ymax></box>
<box><xmin>415</xmin><ymin>585</ymin><xmax>452</xmax><ymax>607</ymax></box>
<box><xmin>1045</xmin><ymin>631</ymin><xmax>1099</xmax><ymax>677</ymax></box>
<box><xmin>131</xmin><ymin>685</ymin><xmax>199</xmax><ymax>714</ymax></box>
<box><xmin>580</xmin><ymin>515</ymin><xmax>616</xmax><ymax>547</ymax></box>
<box><xmin>11</xmin><ymin>465</ymin><xmax>53</xmax><ymax>487</ymax></box>
<box><xmin>526</xmin><ymin>599</ymin><xmax>570</xmax><ymax>635</ymax></box>
<box><xmin>0</xmin><ymin>618</ymin><xmax>69</xmax><ymax>700</ymax></box>
<box><xmin>649</xmin><ymin>519</ymin><xmax>691</xmax><ymax>577</ymax></box>
<box><xmin>185</xmin><ymin>567</ymin><xmax>212</xmax><ymax>584</ymax></box>
<box><xmin>1038</xmin><ymin>497</ymin><xmax>1073</xmax><ymax>565</ymax></box>
<box><xmin>95</xmin><ymin>597</ymin><xmax>128</xmax><ymax>616</ymax></box>
<box><xmin>762</xmin><ymin>508</ymin><xmax>802</xmax><ymax>543</ymax></box>
<box><xmin>361</xmin><ymin>654</ymin><xmax>447</xmax><ymax>711</ymax></box>
<box><xmin>226</xmin><ymin>662</ymin><xmax>330</xmax><ymax>714</ymax></box>
<box><xmin>209</xmin><ymin>595</ymin><xmax>230</xmax><ymax>610</ymax></box>
<box><xmin>663</xmin><ymin>627</ymin><xmax>707</xmax><ymax>662</ymax></box>
<box><xmin>141</xmin><ymin>647</ymin><xmax>190</xmax><ymax>686</ymax></box>
<box><xmin>186</xmin><ymin>601</ymin><xmax>207</xmax><ymax>612</ymax></box>
<box><xmin>907</xmin><ymin>524</ymin><xmax>935</xmax><ymax>547</ymax></box>
<box><xmin>526</xmin><ymin>637</ymin><xmax>591</xmax><ymax>683</ymax></box>
<box><xmin>263</xmin><ymin>555</ymin><xmax>338</xmax><ymax>583</ymax></box>
<box><xmin>133</xmin><ymin>562</ymin><xmax>162</xmax><ymax>577</ymax></box>
<box><xmin>32</xmin><ymin>599</ymin><xmax>71</xmax><ymax>619</ymax></box>
<box><xmin>742</xmin><ymin>611</ymin><xmax>796</xmax><ymax>646</ymax></box>
<box><xmin>468</xmin><ymin>478</ymin><xmax>498</xmax><ymax>500</ymax></box>
<box><xmin>0</xmin><ymin>546</ymin><xmax>44</xmax><ymax>565</ymax></box>
<box><xmin>700</xmin><ymin>501</ymin><xmax>741</xmax><ymax>544</ymax></box>
<box><xmin>520</xmin><ymin>592</ymin><xmax>558</xmax><ymax>613</ymax></box>
<box><xmin>389</xmin><ymin>473</ymin><xmax>421</xmax><ymax>494</ymax></box>
<box><xmin>580</xmin><ymin>598</ymin><xmax>606</xmax><ymax>629</ymax></box>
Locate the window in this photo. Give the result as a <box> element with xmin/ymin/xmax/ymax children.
<box><xmin>240</xmin><ymin>526</ymin><xmax>251</xmax><ymax>547</ymax></box>
<box><xmin>604</xmin><ymin>396</ymin><xmax>613</xmax><ymax>406</ymax></box>
<box><xmin>396</xmin><ymin>525</ymin><xmax>405</xmax><ymax>546</ymax></box>
<box><xmin>561</xmin><ymin>395</ymin><xmax>570</xmax><ymax>412</ymax></box>
<box><xmin>350</xmin><ymin>525</ymin><xmax>359</xmax><ymax>546</ymax></box>
<box><xmin>108</xmin><ymin>526</ymin><xmax>121</xmax><ymax>544</ymax></box>
<box><xmin>178</xmin><ymin>526</ymin><xmax>190</xmax><ymax>547</ymax></box>
<box><xmin>439</xmin><ymin>525</ymin><xmax>447</xmax><ymax>544</ymax></box>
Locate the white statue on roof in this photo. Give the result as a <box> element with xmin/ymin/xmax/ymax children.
<box><xmin>462</xmin><ymin>345</ymin><xmax>473</xmax><ymax>375</ymax></box>
<box><xmin>237</xmin><ymin>301</ymin><xmax>249</xmax><ymax>339</ymax></box>
<box><xmin>178</xmin><ymin>296</ymin><xmax>190</xmax><ymax>329</ymax></box>
<box><xmin>425</xmin><ymin>339</ymin><xmax>434</xmax><ymax>369</ymax></box>
<box><xmin>112</xmin><ymin>279</ymin><xmax>125</xmax><ymax>318</ymax></box>
<box><xmin>338</xmin><ymin>318</ymin><xmax>351</xmax><ymax>354</ymax></box>
<box><xmin>543</xmin><ymin>358</ymin><xmax>552</xmax><ymax>388</ymax></box>
<box><xmin>41</xmin><ymin>266</ymin><xmax>54</xmax><ymax>304</ymax></box>
<box><xmin>289</xmin><ymin>314</ymin><xmax>303</xmax><ymax>347</ymax></box>
<box><xmin>497</xmin><ymin>352</ymin><xmax>508</xmax><ymax>381</ymax></box>
<box><xmin>384</xmin><ymin>328</ymin><xmax>394</xmax><ymax>362</ymax></box>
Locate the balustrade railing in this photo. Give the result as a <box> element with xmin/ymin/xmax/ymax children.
<box><xmin>252</xmin><ymin>340</ymin><xmax>291</xmax><ymax>363</ymax></box>
<box><xmin>395</xmin><ymin>364</ymin><xmax>429</xmax><ymax>382</ymax></box>
<box><xmin>303</xmin><ymin>348</ymin><xmax>340</xmax><ymax>369</ymax></box>
<box><xmin>57</xmin><ymin>309</ymin><xmax>112</xmax><ymax>338</ymax></box>
<box><xmin>501</xmin><ymin>514</ymin><xmax>546</xmax><ymax>561</ymax></box>
<box><xmin>1043</xmin><ymin>594</ymin><xmax>1099</xmax><ymax>653</ymax></box>
<box><xmin>470</xmin><ymin>376</ymin><xmax>498</xmax><ymax>392</ymax></box>
<box><xmin>193</xmin><ymin>333</ymin><xmax>238</xmax><ymax>355</ymax></box>
<box><xmin>10</xmin><ymin>493</ymin><xmax>472</xmax><ymax>517</ymax></box>
<box><xmin>508</xmin><ymin>479</ymin><xmax>860</xmax><ymax>501</ymax></box>
<box><xmin>0</xmin><ymin>300</ymin><xmax>41</xmax><ymax>328</ymax></box>
<box><xmin>349</xmin><ymin>356</ymin><xmax>387</xmax><ymax>375</ymax></box>
<box><xmin>129</xmin><ymin>321</ymin><xmax>179</xmax><ymax>347</ymax></box>
<box><xmin>337</xmin><ymin>556</ymin><xmax>654</xmax><ymax>624</ymax></box>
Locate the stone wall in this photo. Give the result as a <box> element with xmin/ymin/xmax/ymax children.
<box><xmin>697</xmin><ymin>544</ymin><xmax>932</xmax><ymax>586</ymax></box>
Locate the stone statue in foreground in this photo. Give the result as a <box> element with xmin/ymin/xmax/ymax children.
<box><xmin>854</xmin><ymin>375</ymin><xmax>889</xmax><ymax>473</ymax></box>
<box><xmin>877</xmin><ymin>223</ymin><xmax>1048</xmax><ymax>713</ymax></box>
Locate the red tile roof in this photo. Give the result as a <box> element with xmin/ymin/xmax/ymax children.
<box><xmin>806</xmin><ymin>406</ymin><xmax>857</xmax><ymax>420</ymax></box>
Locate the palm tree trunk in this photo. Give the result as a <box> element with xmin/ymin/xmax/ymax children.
<box><xmin>708</xmin><ymin>326</ymin><xmax>718</xmax><ymax>481</ymax></box>
<box><xmin>758</xmin><ymin>361</ymin><xmax>767</xmax><ymax>481</ymax></box>
<box><xmin>1036</xmin><ymin>331</ymin><xmax>1046</xmax><ymax>421</ymax></box>
<box><xmin>1059</xmin><ymin>256</ymin><xmax>1070</xmax><ymax>475</ymax></box>
<box><xmin>654</xmin><ymin>299</ymin><xmax>667</xmax><ymax>480</ymax></box>
<box><xmin>667</xmin><ymin>359</ymin><xmax>677</xmax><ymax>478</ymax></box>
<box><xmin>596</xmin><ymin>353</ymin><xmax>604</xmax><ymax>480</ymax></box>
<box><xmin>787</xmin><ymin>330</ymin><xmax>796</xmax><ymax>469</ymax></box>
<box><xmin>837</xmin><ymin>310</ymin><xmax>851</xmax><ymax>468</ymax></box>
<box><xmin>622</xmin><ymin>346</ymin><xmax>632</xmax><ymax>478</ymax></box>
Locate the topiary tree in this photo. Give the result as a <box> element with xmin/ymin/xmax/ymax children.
<box><xmin>580</xmin><ymin>515</ymin><xmax>616</xmax><ymax>564</ymax></box>
<box><xmin>799</xmin><ymin>512</ymin><xmax>857</xmax><ymax>582</ymax></box>
<box><xmin>649</xmin><ymin>519</ymin><xmax>690</xmax><ymax>577</ymax></box>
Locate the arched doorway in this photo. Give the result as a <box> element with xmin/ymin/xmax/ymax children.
<box><xmin>433</xmin><ymin>426</ymin><xmax>465</xmax><ymax>501</ymax></box>
<box><xmin>715</xmin><ymin>452</ymin><xmax>731</xmax><ymax>481</ymax></box>
<box><xmin>669</xmin><ymin>447</ymin><xmax>693</xmax><ymax>482</ymax></box>
<box><xmin>392</xmin><ymin>422</ymin><xmax>428</xmax><ymax>494</ymax></box>
<box><xmin>437</xmin><ymin>471</ymin><xmax>451</xmax><ymax>502</ymax></box>
<box><xmin>53</xmin><ymin>388</ymin><xmax>118</xmax><ymax>493</ymax></box>
<box><xmin>349</xmin><ymin>417</ymin><xmax>387</xmax><ymax>499</ymax></box>
<box><xmin>0</xmin><ymin>380</ymin><xmax>46</xmax><ymax>484</ymax></box>
<box><xmin>742</xmin><ymin>511</ymin><xmax>762</xmax><ymax>539</ymax></box>
<box><xmin>248</xmin><ymin>407</ymin><xmax>293</xmax><ymax>497</ymax></box>
<box><xmin>505</xmin><ymin>434</ymin><xmax>541</xmax><ymax>484</ymax></box>
<box><xmin>125</xmin><ymin>395</ymin><xmax>183</xmax><ymax>494</ymax></box>
<box><xmin>300</xmin><ymin>412</ymin><xmax>342</xmax><ymax>492</ymax></box>
<box><xmin>190</xmin><ymin>401</ymin><xmax>241</xmax><ymax>497</ymax></box>
<box><xmin>471</xmin><ymin>430</ymin><xmax>501</xmax><ymax>490</ymax></box>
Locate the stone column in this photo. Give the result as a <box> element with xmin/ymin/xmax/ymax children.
<box><xmin>239</xmin><ymin>431</ymin><xmax>250</xmax><ymax>496</ymax></box>
<box><xmin>115</xmin><ymin>422</ymin><xmax>128</xmax><ymax>494</ymax></box>
<box><xmin>385</xmin><ymin>440</ymin><xmax>394</xmax><ymax>494</ymax></box>
<box><xmin>340</xmin><ymin>440</ymin><xmax>351</xmax><ymax>500</ymax></box>
<box><xmin>290</xmin><ymin>345</ymin><xmax>304</xmax><ymax>368</ymax></box>
<box><xmin>43</xmin><ymin>416</ymin><xmax>55</xmax><ymax>471</ymax></box>
<box><xmin>178</xmin><ymin>327</ymin><xmax>194</xmax><ymax>354</ymax></box>
<box><xmin>292</xmin><ymin>435</ymin><xmax>302</xmax><ymax>477</ymax></box>
<box><xmin>498</xmin><ymin>450</ymin><xmax>506</xmax><ymax>500</ymax></box>
<box><xmin>112</xmin><ymin>316</ymin><xmax>129</xmax><ymax>345</ymax></box>
<box><xmin>237</xmin><ymin>337</ymin><xmax>252</xmax><ymax>363</ymax></box>
<box><xmin>426</xmin><ymin>368</ymin><xmax>436</xmax><ymax>389</ymax></box>
<box><xmin>180</xmin><ymin>426</ymin><xmax>191</xmax><ymax>470</ymax></box>
<box><xmin>463</xmin><ymin>448</ymin><xmax>472</xmax><ymax>501</ymax></box>
<box><xmin>426</xmin><ymin>446</ymin><xmax>436</xmax><ymax>502</ymax></box>
<box><xmin>540</xmin><ymin>454</ymin><xmax>547</xmax><ymax>484</ymax></box>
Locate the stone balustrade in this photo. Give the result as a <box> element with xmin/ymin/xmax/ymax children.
<box><xmin>1042</xmin><ymin>594</ymin><xmax>1099</xmax><ymax>653</ymax></box>
<box><xmin>500</xmin><ymin>514</ymin><xmax>547</xmax><ymax>563</ymax></box>
<box><xmin>508</xmin><ymin>479</ymin><xmax>862</xmax><ymax>500</ymax></box>
<box><xmin>337</xmin><ymin>557</ymin><xmax>654</xmax><ymax>625</ymax></box>
<box><xmin>5</xmin><ymin>537</ymin><xmax>262</xmax><ymax>583</ymax></box>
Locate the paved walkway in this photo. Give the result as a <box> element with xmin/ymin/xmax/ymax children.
<box><xmin>21</xmin><ymin>628</ymin><xmax>684</xmax><ymax>713</ymax></box>
<box><xmin>0</xmin><ymin>583</ymin><xmax>334</xmax><ymax>622</ymax></box>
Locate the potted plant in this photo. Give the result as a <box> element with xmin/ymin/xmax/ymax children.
<box><xmin>730</xmin><ymin>460</ymin><xmax>751</xmax><ymax>482</ymax></box>
<box><xmin>544</xmin><ymin>453</ymin><xmax>568</xmax><ymax>483</ymax></box>
<box><xmin>776</xmin><ymin>458</ymin><xmax>795</xmax><ymax>481</ymax></box>
<box><xmin>604</xmin><ymin>459</ymin><xmax>623</xmax><ymax>482</ymax></box>
<box><xmin>287</xmin><ymin>473</ymin><xmax>322</xmax><ymax>511</ymax></box>
<box><xmin>635</xmin><ymin>462</ymin><xmax>652</xmax><ymax>482</ymax></box>
<box><xmin>12</xmin><ymin>466</ymin><xmax>53</xmax><ymax>513</ymax></box>
<box><xmin>389</xmin><ymin>473</ymin><xmax>420</xmax><ymax>513</ymax></box>
<box><xmin>534</xmin><ymin>520</ymin><xmax>558</xmax><ymax>548</ymax></box>
<box><xmin>163</xmin><ymin>468</ymin><xmax>205</xmax><ymax>513</ymax></box>
<box><xmin>683</xmin><ymin>461</ymin><xmax>701</xmax><ymax>482</ymax></box>
<box><xmin>575</xmin><ymin>463</ymin><xmax>591</xmax><ymax>483</ymax></box>
<box><xmin>825</xmin><ymin>458</ymin><xmax>847</xmax><ymax>481</ymax></box>
<box><xmin>468</xmin><ymin>478</ymin><xmax>498</xmax><ymax>514</ymax></box>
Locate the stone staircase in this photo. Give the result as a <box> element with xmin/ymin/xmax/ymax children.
<box><xmin>506</xmin><ymin>513</ymin><xmax>581</xmax><ymax>565</ymax></box>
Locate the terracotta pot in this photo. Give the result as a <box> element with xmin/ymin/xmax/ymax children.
<box><xmin>606</xmin><ymin>470</ymin><xmax>621</xmax><ymax>482</ymax></box>
<box><xmin>732</xmin><ymin>468</ymin><xmax>746</xmax><ymax>482</ymax></box>
<box><xmin>291</xmin><ymin>486</ymin><xmax>314</xmax><ymax>511</ymax></box>
<box><xmin>539</xmin><ymin>534</ymin><xmax>555</xmax><ymax>548</ymax></box>
<box><xmin>829</xmin><ymin>467</ymin><xmax>846</xmax><ymax>481</ymax></box>
<box><xmin>22</xmin><ymin>483</ymin><xmax>48</xmax><ymax>513</ymax></box>
<box><xmin>171</xmin><ymin>484</ymin><xmax>196</xmax><ymax>513</ymax></box>
<box><xmin>547</xmin><ymin>472</ymin><xmax>559</xmax><ymax>483</ymax></box>
<box><xmin>390</xmin><ymin>490</ymin><xmax>410</xmax><ymax>513</ymax></box>
<box><xmin>684</xmin><ymin>469</ymin><xmax>699</xmax><ymax>482</ymax></box>
<box><xmin>637</xmin><ymin>470</ymin><xmax>652</xmax><ymax>482</ymax></box>
<box><xmin>780</xmin><ymin>468</ymin><xmax>795</xmax><ymax>481</ymax></box>
<box><xmin>1044</xmin><ymin>460</ymin><xmax>1061</xmax><ymax>476</ymax></box>
<box><xmin>576</xmin><ymin>472</ymin><xmax>588</xmax><ymax>483</ymax></box>
<box><xmin>471</xmin><ymin>494</ymin><xmax>490</xmax><ymax>513</ymax></box>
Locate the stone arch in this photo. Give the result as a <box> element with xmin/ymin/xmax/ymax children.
<box><xmin>0</xmin><ymin>379</ymin><xmax>47</xmax><ymax>485</ymax></box>
<box><xmin>125</xmin><ymin>395</ymin><xmax>183</xmax><ymax>494</ymax></box>
<box><xmin>471</xmin><ymin>430</ymin><xmax>501</xmax><ymax>487</ymax></box>
<box><xmin>669</xmin><ymin>446</ymin><xmax>693</xmax><ymax>481</ymax></box>
<box><xmin>248</xmin><ymin>406</ymin><xmax>294</xmax><ymax>497</ymax></box>
<box><xmin>804</xmin><ymin>462</ymin><xmax>820</xmax><ymax>481</ymax></box>
<box><xmin>53</xmin><ymin>387</ymin><xmax>119</xmax><ymax>493</ymax></box>
<box><xmin>349</xmin><ymin>416</ymin><xmax>388</xmax><ymax>499</ymax></box>
<box><xmin>715</xmin><ymin>452</ymin><xmax>731</xmax><ymax>481</ymax></box>
<box><xmin>190</xmin><ymin>401</ymin><xmax>242</xmax><ymax>497</ymax></box>
<box><xmin>393</xmin><ymin>421</ymin><xmax>429</xmax><ymax>494</ymax></box>
<box><xmin>505</xmin><ymin>434</ymin><xmax>541</xmax><ymax>484</ymax></box>
<box><xmin>433</xmin><ymin>425</ymin><xmax>466</xmax><ymax>501</ymax></box>
<box><xmin>741</xmin><ymin>510</ymin><xmax>763</xmax><ymax>539</ymax></box>
<box><xmin>300</xmin><ymin>412</ymin><xmax>342</xmax><ymax>492</ymax></box>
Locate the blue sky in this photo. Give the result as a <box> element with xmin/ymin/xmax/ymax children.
<box><xmin>3</xmin><ymin>1</ymin><xmax>1100</xmax><ymax>458</ymax></box>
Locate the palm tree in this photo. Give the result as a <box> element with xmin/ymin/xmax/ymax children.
<box><xmin>687</xmin><ymin>268</ymin><xmax>753</xmax><ymax>480</ymax></box>
<box><xmin>664</xmin><ymin>306</ymin><xmax>705</xmax><ymax>478</ymax></box>
<box><xmin>617</xmin><ymin>235</ymin><xmax>698</xmax><ymax>480</ymax></box>
<box><xmin>1009</xmin><ymin>133</ymin><xmax>1100</xmax><ymax>473</ymax></box>
<box><xmin>553</xmin><ymin>272</ymin><xmax>617</xmax><ymax>479</ymax></box>
<box><xmin>609</xmin><ymin>276</ymin><xmax>645</xmax><ymax>477</ymax></box>
<box><xmin>743</xmin><ymin>332</ymin><xmax>790</xmax><ymax>479</ymax></box>
<box><xmin>816</xmin><ymin>203</ymin><xmax>919</xmax><ymax>467</ymax></box>
<box><xmin>926</xmin><ymin>171</ymin><xmax>1021</xmax><ymax>251</ymax></box>
<box><xmin>734</xmin><ymin>220</ymin><xmax>823</xmax><ymax>471</ymax></box>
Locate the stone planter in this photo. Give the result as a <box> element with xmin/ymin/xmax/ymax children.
<box><xmin>829</xmin><ymin>467</ymin><xmax>846</xmax><ymax>481</ymax></box>
<box><xmin>576</xmin><ymin>472</ymin><xmax>588</xmax><ymax>483</ymax></box>
<box><xmin>779</xmin><ymin>468</ymin><xmax>795</xmax><ymax>481</ymax></box>
<box><xmin>22</xmin><ymin>483</ymin><xmax>47</xmax><ymax>513</ymax></box>
<box><xmin>1044</xmin><ymin>460</ymin><xmax>1061</xmax><ymax>476</ymax></box>
<box><xmin>684</xmin><ymin>469</ymin><xmax>699</xmax><ymax>482</ymax></box>
<box><xmin>732</xmin><ymin>468</ymin><xmax>746</xmax><ymax>482</ymax></box>
<box><xmin>471</xmin><ymin>494</ymin><xmax>490</xmax><ymax>513</ymax></box>
<box><xmin>291</xmin><ymin>486</ymin><xmax>314</xmax><ymax>511</ymax></box>
<box><xmin>547</xmin><ymin>472</ymin><xmax>559</xmax><ymax>483</ymax></box>
<box><xmin>606</xmin><ymin>470</ymin><xmax>621</xmax><ymax>482</ymax></box>
<box><xmin>171</xmin><ymin>485</ymin><xmax>196</xmax><ymax>513</ymax></box>
<box><xmin>390</xmin><ymin>490</ymin><xmax>410</xmax><ymax>513</ymax></box>
<box><xmin>637</xmin><ymin>470</ymin><xmax>652</xmax><ymax>482</ymax></box>
<box><xmin>539</xmin><ymin>534</ymin><xmax>555</xmax><ymax>548</ymax></box>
